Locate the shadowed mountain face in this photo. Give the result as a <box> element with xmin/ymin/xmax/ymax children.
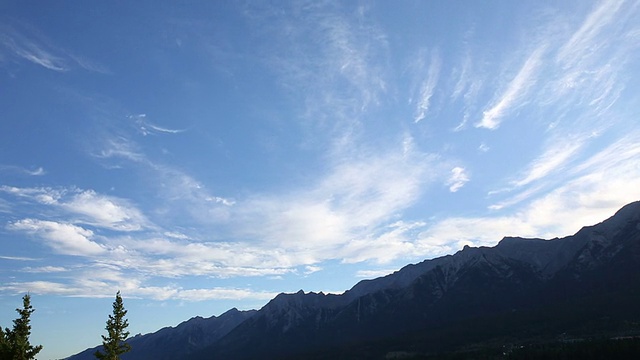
<box><xmin>67</xmin><ymin>201</ymin><xmax>640</xmax><ymax>360</ymax></box>
<box><xmin>65</xmin><ymin>308</ymin><xmax>256</xmax><ymax>360</ymax></box>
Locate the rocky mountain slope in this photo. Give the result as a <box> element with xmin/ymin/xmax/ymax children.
<box><xmin>66</xmin><ymin>308</ymin><xmax>255</xmax><ymax>360</ymax></box>
<box><xmin>67</xmin><ymin>201</ymin><xmax>640</xmax><ymax>359</ymax></box>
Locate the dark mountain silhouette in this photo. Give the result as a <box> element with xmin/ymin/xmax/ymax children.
<box><xmin>67</xmin><ymin>201</ymin><xmax>640</xmax><ymax>359</ymax></box>
<box><xmin>65</xmin><ymin>308</ymin><xmax>255</xmax><ymax>360</ymax></box>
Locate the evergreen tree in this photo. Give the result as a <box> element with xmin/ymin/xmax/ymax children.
<box><xmin>1</xmin><ymin>294</ymin><xmax>43</xmax><ymax>360</ymax></box>
<box><xmin>0</xmin><ymin>327</ymin><xmax>11</xmax><ymax>359</ymax></box>
<box><xmin>95</xmin><ymin>291</ymin><xmax>131</xmax><ymax>360</ymax></box>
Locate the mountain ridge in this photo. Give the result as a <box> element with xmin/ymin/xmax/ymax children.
<box><xmin>65</xmin><ymin>308</ymin><xmax>256</xmax><ymax>360</ymax></box>
<box><xmin>66</xmin><ymin>200</ymin><xmax>640</xmax><ymax>359</ymax></box>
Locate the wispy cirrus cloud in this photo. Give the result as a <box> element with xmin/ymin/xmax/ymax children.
<box><xmin>421</xmin><ymin>130</ymin><xmax>640</xmax><ymax>252</ymax></box>
<box><xmin>511</xmin><ymin>140</ymin><xmax>585</xmax><ymax>188</ymax></box>
<box><xmin>413</xmin><ymin>49</ymin><xmax>442</xmax><ymax>123</ymax></box>
<box><xmin>22</xmin><ymin>266</ymin><xmax>68</xmax><ymax>273</ymax></box>
<box><xmin>91</xmin><ymin>117</ymin><xmax>440</xmax><ymax>266</ymax></box>
<box><xmin>545</xmin><ymin>1</ymin><xmax>638</xmax><ymax>121</ymax></box>
<box><xmin>247</xmin><ymin>2</ymin><xmax>388</xmax><ymax>138</ymax></box>
<box><xmin>556</xmin><ymin>0</ymin><xmax>627</xmax><ymax>67</ymax></box>
<box><xmin>130</xmin><ymin>114</ymin><xmax>187</xmax><ymax>136</ymax></box>
<box><xmin>340</xmin><ymin>220</ymin><xmax>426</xmax><ymax>264</ymax></box>
<box><xmin>488</xmin><ymin>132</ymin><xmax>595</xmax><ymax>210</ymax></box>
<box><xmin>482</xmin><ymin>0</ymin><xmax>640</xmax><ymax>212</ymax></box>
<box><xmin>476</xmin><ymin>45</ymin><xmax>546</xmax><ymax>130</ymax></box>
<box><xmin>0</xmin><ymin>22</ymin><xmax>108</xmax><ymax>73</ymax></box>
<box><xmin>94</xmin><ymin>136</ymin><xmax>146</xmax><ymax>163</ymax></box>
<box><xmin>4</xmin><ymin>1</ymin><xmax>638</xmax><ymax>305</ymax></box>
<box><xmin>0</xmin><ymin>255</ymin><xmax>39</xmax><ymax>261</ymax></box>
<box><xmin>93</xmin><ymin>134</ymin><xmax>234</xmax><ymax>224</ymax></box>
<box><xmin>450</xmin><ymin>52</ymin><xmax>483</xmax><ymax>131</ymax></box>
<box><xmin>0</xmin><ymin>165</ymin><xmax>46</xmax><ymax>176</ymax></box>
<box><xmin>232</xmin><ymin>139</ymin><xmax>439</xmax><ymax>264</ymax></box>
<box><xmin>0</xmin><ymin>30</ymin><xmax>67</xmax><ymax>71</ymax></box>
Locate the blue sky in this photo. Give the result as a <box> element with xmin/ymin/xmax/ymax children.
<box><xmin>1</xmin><ymin>1</ymin><xmax>640</xmax><ymax>358</ymax></box>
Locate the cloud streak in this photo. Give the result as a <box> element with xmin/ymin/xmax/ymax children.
<box><xmin>130</xmin><ymin>114</ymin><xmax>187</xmax><ymax>136</ymax></box>
<box><xmin>477</xmin><ymin>45</ymin><xmax>546</xmax><ymax>130</ymax></box>
<box><xmin>422</xmin><ymin>131</ymin><xmax>640</xmax><ymax>252</ymax></box>
<box><xmin>0</xmin><ymin>22</ymin><xmax>107</xmax><ymax>73</ymax></box>
<box><xmin>556</xmin><ymin>0</ymin><xmax>626</xmax><ymax>67</ymax></box>
<box><xmin>0</xmin><ymin>30</ymin><xmax>68</xmax><ymax>71</ymax></box>
<box><xmin>414</xmin><ymin>50</ymin><xmax>442</xmax><ymax>123</ymax></box>
<box><xmin>0</xmin><ymin>165</ymin><xmax>46</xmax><ymax>176</ymax></box>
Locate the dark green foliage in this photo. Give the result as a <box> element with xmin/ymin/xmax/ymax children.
<box><xmin>0</xmin><ymin>327</ymin><xmax>11</xmax><ymax>359</ymax></box>
<box><xmin>419</xmin><ymin>337</ymin><xmax>640</xmax><ymax>359</ymax></box>
<box><xmin>506</xmin><ymin>338</ymin><xmax>640</xmax><ymax>360</ymax></box>
<box><xmin>0</xmin><ymin>294</ymin><xmax>43</xmax><ymax>360</ymax></box>
<box><xmin>95</xmin><ymin>291</ymin><xmax>131</xmax><ymax>360</ymax></box>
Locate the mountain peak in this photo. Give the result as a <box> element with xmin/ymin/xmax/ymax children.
<box><xmin>68</xmin><ymin>201</ymin><xmax>640</xmax><ymax>360</ymax></box>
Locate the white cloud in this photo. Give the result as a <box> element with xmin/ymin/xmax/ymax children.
<box><xmin>0</xmin><ymin>22</ymin><xmax>108</xmax><ymax>73</ymax></box>
<box><xmin>93</xmin><ymin>136</ymin><xmax>146</xmax><ymax>163</ymax></box>
<box><xmin>232</xmin><ymin>141</ymin><xmax>438</xmax><ymax>265</ymax></box>
<box><xmin>0</xmin><ymin>280</ymin><xmax>278</xmax><ymax>302</ymax></box>
<box><xmin>163</xmin><ymin>231</ymin><xmax>190</xmax><ymax>240</ymax></box>
<box><xmin>205</xmin><ymin>196</ymin><xmax>236</xmax><ymax>206</ymax></box>
<box><xmin>571</xmin><ymin>131</ymin><xmax>640</xmax><ymax>176</ymax></box>
<box><xmin>92</xmin><ymin>135</ymin><xmax>234</xmax><ymax>226</ymax></box>
<box><xmin>130</xmin><ymin>114</ymin><xmax>186</xmax><ymax>136</ymax></box>
<box><xmin>173</xmin><ymin>288</ymin><xmax>278</xmax><ymax>301</ymax></box>
<box><xmin>340</xmin><ymin>221</ymin><xmax>425</xmax><ymax>264</ymax></box>
<box><xmin>304</xmin><ymin>265</ymin><xmax>322</xmax><ymax>275</ymax></box>
<box><xmin>419</xmin><ymin>132</ymin><xmax>640</xmax><ymax>254</ymax></box>
<box><xmin>8</xmin><ymin>219</ymin><xmax>106</xmax><ymax>256</ymax></box>
<box><xmin>0</xmin><ymin>198</ymin><xmax>11</xmax><ymax>213</ymax></box>
<box><xmin>63</xmin><ymin>190</ymin><xmax>149</xmax><ymax>231</ymax></box>
<box><xmin>0</xmin><ymin>281</ymin><xmax>81</xmax><ymax>296</ymax></box>
<box><xmin>414</xmin><ymin>50</ymin><xmax>441</xmax><ymax>123</ymax></box>
<box><xmin>26</xmin><ymin>167</ymin><xmax>45</xmax><ymax>176</ymax></box>
<box><xmin>109</xmin><ymin>236</ymin><xmax>295</xmax><ymax>278</ymax></box>
<box><xmin>451</xmin><ymin>53</ymin><xmax>471</xmax><ymax>101</ymax></box>
<box><xmin>0</xmin><ymin>165</ymin><xmax>46</xmax><ymax>176</ymax></box>
<box><xmin>68</xmin><ymin>53</ymin><xmax>111</xmax><ymax>74</ymax></box>
<box><xmin>477</xmin><ymin>45</ymin><xmax>546</xmax><ymax>130</ymax></box>
<box><xmin>250</xmin><ymin>2</ymin><xmax>388</xmax><ymax>135</ymax></box>
<box><xmin>0</xmin><ymin>186</ymin><xmax>149</xmax><ymax>231</ymax></box>
<box><xmin>355</xmin><ymin>269</ymin><xmax>395</xmax><ymax>278</ymax></box>
<box><xmin>556</xmin><ymin>0</ymin><xmax>626</xmax><ymax>67</ymax></box>
<box><xmin>511</xmin><ymin>139</ymin><xmax>585</xmax><ymax>188</ymax></box>
<box><xmin>0</xmin><ymin>32</ymin><xmax>67</xmax><ymax>71</ymax></box>
<box><xmin>446</xmin><ymin>167</ymin><xmax>470</xmax><ymax>193</ymax></box>
<box><xmin>22</xmin><ymin>266</ymin><xmax>68</xmax><ymax>273</ymax></box>
<box><xmin>0</xmin><ymin>255</ymin><xmax>39</xmax><ymax>261</ymax></box>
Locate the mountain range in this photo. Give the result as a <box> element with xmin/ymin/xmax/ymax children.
<box><xmin>66</xmin><ymin>201</ymin><xmax>640</xmax><ymax>359</ymax></box>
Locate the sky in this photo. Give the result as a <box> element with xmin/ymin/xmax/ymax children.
<box><xmin>1</xmin><ymin>0</ymin><xmax>640</xmax><ymax>358</ymax></box>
